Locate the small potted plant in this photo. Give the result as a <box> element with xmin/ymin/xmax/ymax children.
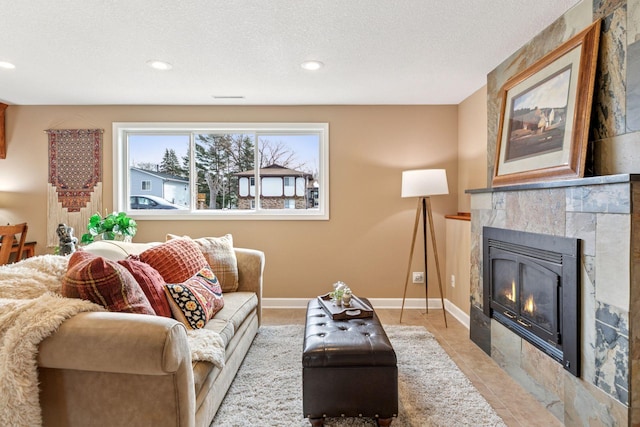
<box><xmin>81</xmin><ymin>211</ymin><xmax>137</xmax><ymax>244</ymax></box>
<box><xmin>330</xmin><ymin>281</ymin><xmax>352</xmax><ymax>306</ymax></box>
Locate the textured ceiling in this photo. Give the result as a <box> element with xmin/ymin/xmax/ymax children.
<box><xmin>0</xmin><ymin>0</ymin><xmax>581</xmax><ymax>105</ymax></box>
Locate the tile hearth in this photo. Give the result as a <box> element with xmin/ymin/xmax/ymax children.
<box><xmin>263</xmin><ymin>308</ymin><xmax>560</xmax><ymax>427</ymax></box>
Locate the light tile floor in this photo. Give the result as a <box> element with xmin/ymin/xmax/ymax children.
<box><xmin>262</xmin><ymin>307</ymin><xmax>562</xmax><ymax>427</ymax></box>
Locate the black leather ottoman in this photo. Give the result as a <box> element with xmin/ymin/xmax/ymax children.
<box><xmin>302</xmin><ymin>298</ymin><xmax>398</xmax><ymax>427</ymax></box>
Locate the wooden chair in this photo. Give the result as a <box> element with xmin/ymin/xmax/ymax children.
<box><xmin>0</xmin><ymin>223</ymin><xmax>28</xmax><ymax>265</ymax></box>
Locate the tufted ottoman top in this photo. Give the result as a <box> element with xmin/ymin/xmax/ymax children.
<box><xmin>303</xmin><ymin>298</ymin><xmax>396</xmax><ymax>368</ymax></box>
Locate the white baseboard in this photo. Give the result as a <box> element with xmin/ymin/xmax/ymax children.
<box><xmin>262</xmin><ymin>298</ymin><xmax>311</xmax><ymax>309</ymax></box>
<box><xmin>262</xmin><ymin>297</ymin><xmax>470</xmax><ymax>329</ymax></box>
<box><xmin>444</xmin><ymin>299</ymin><xmax>470</xmax><ymax>329</ymax></box>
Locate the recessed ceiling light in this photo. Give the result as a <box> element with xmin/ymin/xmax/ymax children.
<box><xmin>212</xmin><ymin>95</ymin><xmax>245</xmax><ymax>100</ymax></box>
<box><xmin>301</xmin><ymin>60</ymin><xmax>324</xmax><ymax>71</ymax></box>
<box><xmin>146</xmin><ymin>60</ymin><xmax>173</xmax><ymax>71</ymax></box>
<box><xmin>0</xmin><ymin>61</ymin><xmax>16</xmax><ymax>69</ymax></box>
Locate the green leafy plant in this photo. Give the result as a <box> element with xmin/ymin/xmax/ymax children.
<box><xmin>329</xmin><ymin>281</ymin><xmax>351</xmax><ymax>303</ymax></box>
<box><xmin>81</xmin><ymin>212</ymin><xmax>137</xmax><ymax>244</ymax></box>
<box><xmin>329</xmin><ymin>288</ymin><xmax>344</xmax><ymax>300</ymax></box>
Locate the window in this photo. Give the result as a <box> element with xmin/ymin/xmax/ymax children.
<box><xmin>113</xmin><ymin>122</ymin><xmax>329</xmax><ymax>220</ymax></box>
<box><xmin>283</xmin><ymin>177</ymin><xmax>294</xmax><ymax>197</ymax></box>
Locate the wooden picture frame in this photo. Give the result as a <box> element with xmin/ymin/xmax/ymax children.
<box><xmin>492</xmin><ymin>20</ymin><xmax>601</xmax><ymax>187</ymax></box>
<box><xmin>0</xmin><ymin>103</ymin><xmax>7</xmax><ymax>159</ymax></box>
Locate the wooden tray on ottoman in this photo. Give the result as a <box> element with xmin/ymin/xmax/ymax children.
<box><xmin>317</xmin><ymin>293</ymin><xmax>374</xmax><ymax>320</ymax></box>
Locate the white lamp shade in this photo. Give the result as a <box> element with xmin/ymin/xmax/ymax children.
<box><xmin>401</xmin><ymin>169</ymin><xmax>449</xmax><ymax>198</ymax></box>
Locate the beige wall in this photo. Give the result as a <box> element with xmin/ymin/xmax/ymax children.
<box><xmin>0</xmin><ymin>105</ymin><xmax>459</xmax><ymax>300</ymax></box>
<box><xmin>436</xmin><ymin>85</ymin><xmax>487</xmax><ymax>317</ymax></box>
<box><xmin>445</xmin><ymin>218</ymin><xmax>471</xmax><ymax>316</ymax></box>
<box><xmin>457</xmin><ymin>85</ymin><xmax>488</xmax><ymax>211</ymax></box>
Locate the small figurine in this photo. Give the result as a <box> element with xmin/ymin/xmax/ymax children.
<box><xmin>342</xmin><ymin>288</ymin><xmax>353</xmax><ymax>306</ymax></box>
<box><xmin>57</xmin><ymin>223</ymin><xmax>78</xmax><ymax>256</ymax></box>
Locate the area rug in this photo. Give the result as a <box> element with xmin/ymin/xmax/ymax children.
<box><xmin>212</xmin><ymin>325</ymin><xmax>506</xmax><ymax>426</ymax></box>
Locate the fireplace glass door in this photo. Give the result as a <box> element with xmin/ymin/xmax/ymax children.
<box><xmin>489</xmin><ymin>249</ymin><xmax>562</xmax><ymax>347</ymax></box>
<box><xmin>483</xmin><ymin>226</ymin><xmax>580</xmax><ymax>376</ymax></box>
<box><xmin>519</xmin><ymin>258</ymin><xmax>560</xmax><ymax>343</ymax></box>
<box><xmin>491</xmin><ymin>252</ymin><xmax>518</xmax><ymax>313</ymax></box>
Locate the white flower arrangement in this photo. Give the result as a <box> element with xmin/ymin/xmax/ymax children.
<box><xmin>330</xmin><ymin>281</ymin><xmax>353</xmax><ymax>306</ymax></box>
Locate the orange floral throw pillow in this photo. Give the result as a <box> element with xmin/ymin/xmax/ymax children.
<box><xmin>164</xmin><ymin>266</ymin><xmax>224</xmax><ymax>329</ymax></box>
<box><xmin>138</xmin><ymin>238</ymin><xmax>208</xmax><ymax>284</ymax></box>
<box><xmin>62</xmin><ymin>251</ymin><xmax>155</xmax><ymax>315</ymax></box>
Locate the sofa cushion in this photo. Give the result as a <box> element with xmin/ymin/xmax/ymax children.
<box><xmin>203</xmin><ymin>318</ymin><xmax>235</xmax><ymax>347</ymax></box>
<box><xmin>192</xmin><ymin>357</ymin><xmax>221</xmax><ymax>400</ymax></box>
<box><xmin>139</xmin><ymin>238</ymin><xmax>208</xmax><ymax>283</ymax></box>
<box><xmin>118</xmin><ymin>258</ymin><xmax>172</xmax><ymax>317</ymax></box>
<box><xmin>164</xmin><ymin>267</ymin><xmax>224</xmax><ymax>329</ymax></box>
<box><xmin>207</xmin><ymin>292</ymin><xmax>258</xmax><ymax>334</ymax></box>
<box><xmin>62</xmin><ymin>251</ymin><xmax>155</xmax><ymax>315</ymax></box>
<box><xmin>167</xmin><ymin>234</ymin><xmax>239</xmax><ymax>292</ymax></box>
<box><xmin>193</xmin><ymin>292</ymin><xmax>259</xmax><ymax>398</ymax></box>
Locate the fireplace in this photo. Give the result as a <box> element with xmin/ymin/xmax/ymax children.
<box><xmin>482</xmin><ymin>227</ymin><xmax>580</xmax><ymax>376</ymax></box>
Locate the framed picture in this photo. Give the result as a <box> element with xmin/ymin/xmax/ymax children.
<box><xmin>492</xmin><ymin>20</ymin><xmax>601</xmax><ymax>187</ymax></box>
<box><xmin>0</xmin><ymin>103</ymin><xmax>6</xmax><ymax>159</ymax></box>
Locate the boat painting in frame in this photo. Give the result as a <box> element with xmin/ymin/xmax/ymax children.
<box><xmin>492</xmin><ymin>20</ymin><xmax>601</xmax><ymax>187</ymax></box>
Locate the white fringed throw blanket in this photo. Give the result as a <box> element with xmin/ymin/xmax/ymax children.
<box><xmin>0</xmin><ymin>255</ymin><xmax>225</xmax><ymax>427</ymax></box>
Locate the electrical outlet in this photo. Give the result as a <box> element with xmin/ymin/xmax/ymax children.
<box><xmin>412</xmin><ymin>272</ymin><xmax>425</xmax><ymax>284</ymax></box>
<box><xmin>450</xmin><ymin>274</ymin><xmax>456</xmax><ymax>287</ymax></box>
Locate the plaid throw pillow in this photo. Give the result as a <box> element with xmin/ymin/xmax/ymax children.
<box><xmin>167</xmin><ymin>234</ymin><xmax>239</xmax><ymax>292</ymax></box>
<box><xmin>118</xmin><ymin>258</ymin><xmax>172</xmax><ymax>317</ymax></box>
<box><xmin>138</xmin><ymin>238</ymin><xmax>208</xmax><ymax>284</ymax></box>
<box><xmin>164</xmin><ymin>266</ymin><xmax>224</xmax><ymax>329</ymax></box>
<box><xmin>62</xmin><ymin>251</ymin><xmax>155</xmax><ymax>315</ymax></box>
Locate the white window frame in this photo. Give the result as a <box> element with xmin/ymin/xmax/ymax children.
<box><xmin>141</xmin><ymin>180</ymin><xmax>151</xmax><ymax>191</ymax></box>
<box><xmin>113</xmin><ymin>122</ymin><xmax>329</xmax><ymax>220</ymax></box>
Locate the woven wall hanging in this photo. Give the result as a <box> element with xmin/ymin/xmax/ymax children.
<box><xmin>46</xmin><ymin>129</ymin><xmax>103</xmax><ymax>247</ymax></box>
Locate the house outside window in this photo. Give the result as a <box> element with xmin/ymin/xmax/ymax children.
<box><xmin>308</xmin><ymin>186</ymin><xmax>319</xmax><ymax>208</ymax></box>
<box><xmin>236</xmin><ymin>164</ymin><xmax>312</xmax><ymax>210</ymax></box>
<box><xmin>113</xmin><ymin>122</ymin><xmax>329</xmax><ymax>220</ymax></box>
<box><xmin>130</xmin><ymin>167</ymin><xmax>189</xmax><ymax>207</ymax></box>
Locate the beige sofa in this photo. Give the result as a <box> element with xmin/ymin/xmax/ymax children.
<box><xmin>36</xmin><ymin>241</ymin><xmax>265</xmax><ymax>427</ymax></box>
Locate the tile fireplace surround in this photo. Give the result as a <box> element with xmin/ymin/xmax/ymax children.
<box><xmin>468</xmin><ymin>174</ymin><xmax>639</xmax><ymax>426</ymax></box>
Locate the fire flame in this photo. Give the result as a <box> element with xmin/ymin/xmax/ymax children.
<box><xmin>504</xmin><ymin>281</ymin><xmax>516</xmax><ymax>303</ymax></box>
<box><xmin>523</xmin><ymin>294</ymin><xmax>536</xmax><ymax>314</ymax></box>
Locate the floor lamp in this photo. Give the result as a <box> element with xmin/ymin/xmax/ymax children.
<box><xmin>399</xmin><ymin>169</ymin><xmax>448</xmax><ymax>327</ymax></box>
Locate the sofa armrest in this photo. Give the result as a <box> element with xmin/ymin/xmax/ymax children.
<box><xmin>38</xmin><ymin>311</ymin><xmax>196</xmax><ymax>427</ymax></box>
<box><xmin>234</xmin><ymin>247</ymin><xmax>264</xmax><ymax>324</ymax></box>
<box><xmin>37</xmin><ymin>311</ymin><xmax>191</xmax><ymax>375</ymax></box>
